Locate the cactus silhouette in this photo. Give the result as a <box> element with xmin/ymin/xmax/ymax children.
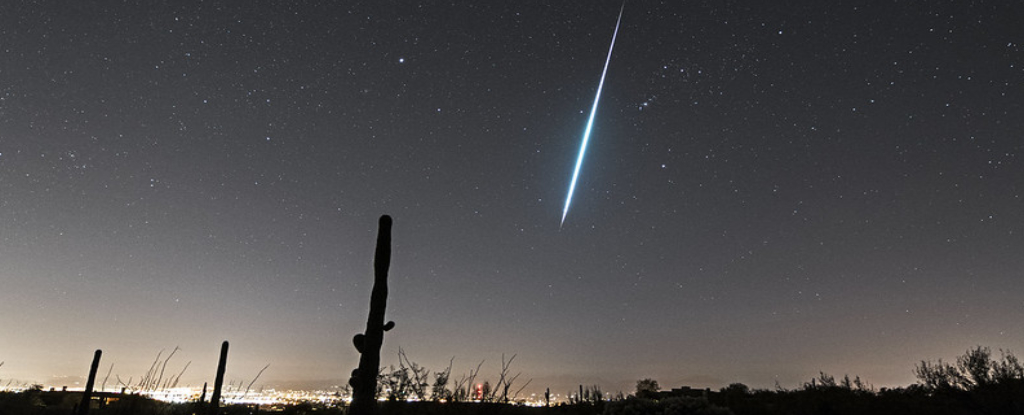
<box><xmin>349</xmin><ymin>215</ymin><xmax>395</xmax><ymax>415</ymax></box>
<box><xmin>209</xmin><ymin>341</ymin><xmax>228</xmax><ymax>415</ymax></box>
<box><xmin>196</xmin><ymin>381</ymin><xmax>208</xmax><ymax>413</ymax></box>
<box><xmin>77</xmin><ymin>349</ymin><xmax>102</xmax><ymax>415</ymax></box>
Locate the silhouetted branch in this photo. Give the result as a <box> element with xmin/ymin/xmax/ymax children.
<box><xmin>243</xmin><ymin>364</ymin><xmax>271</xmax><ymax>399</ymax></box>
<box><xmin>512</xmin><ymin>377</ymin><xmax>533</xmax><ymax>402</ymax></box>
<box><xmin>101</xmin><ymin>363</ymin><xmax>113</xmax><ymax>392</ymax></box>
<box><xmin>143</xmin><ymin>349</ymin><xmax>164</xmax><ymax>390</ymax></box>
<box><xmin>398</xmin><ymin>348</ymin><xmax>430</xmax><ymax>400</ymax></box>
<box><xmin>171</xmin><ymin>361</ymin><xmax>191</xmax><ymax>389</ymax></box>
<box><xmin>156</xmin><ymin>346</ymin><xmax>180</xmax><ymax>391</ymax></box>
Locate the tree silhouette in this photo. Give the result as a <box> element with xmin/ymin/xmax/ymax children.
<box><xmin>635</xmin><ymin>378</ymin><xmax>660</xmax><ymax>399</ymax></box>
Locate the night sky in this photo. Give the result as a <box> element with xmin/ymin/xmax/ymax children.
<box><xmin>2</xmin><ymin>1</ymin><xmax>1022</xmax><ymax>395</ymax></box>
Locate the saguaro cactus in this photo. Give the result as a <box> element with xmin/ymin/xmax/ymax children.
<box><xmin>77</xmin><ymin>349</ymin><xmax>102</xmax><ymax>415</ymax></box>
<box><xmin>349</xmin><ymin>215</ymin><xmax>396</xmax><ymax>415</ymax></box>
<box><xmin>209</xmin><ymin>341</ymin><xmax>229</xmax><ymax>415</ymax></box>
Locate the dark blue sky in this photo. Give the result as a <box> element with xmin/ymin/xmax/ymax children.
<box><xmin>1</xmin><ymin>0</ymin><xmax>1022</xmax><ymax>395</ymax></box>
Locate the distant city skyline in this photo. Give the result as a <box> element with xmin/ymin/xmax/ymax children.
<box><xmin>2</xmin><ymin>0</ymin><xmax>1022</xmax><ymax>398</ymax></box>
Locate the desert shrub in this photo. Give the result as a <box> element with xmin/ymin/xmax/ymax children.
<box><xmin>603</xmin><ymin>396</ymin><xmax>732</xmax><ymax>415</ymax></box>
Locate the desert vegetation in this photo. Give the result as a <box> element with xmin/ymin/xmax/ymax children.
<box><xmin>3</xmin><ymin>346</ymin><xmax>1024</xmax><ymax>414</ymax></box>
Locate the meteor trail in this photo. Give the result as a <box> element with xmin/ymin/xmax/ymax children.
<box><xmin>561</xmin><ymin>2</ymin><xmax>625</xmax><ymax>227</ymax></box>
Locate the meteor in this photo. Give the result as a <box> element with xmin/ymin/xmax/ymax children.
<box><xmin>561</xmin><ymin>2</ymin><xmax>625</xmax><ymax>227</ymax></box>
